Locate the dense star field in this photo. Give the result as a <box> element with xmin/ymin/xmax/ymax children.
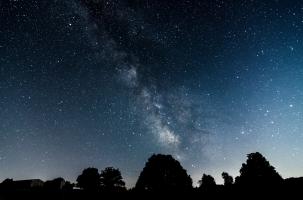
<box><xmin>0</xmin><ymin>0</ymin><xmax>303</xmax><ymax>187</ymax></box>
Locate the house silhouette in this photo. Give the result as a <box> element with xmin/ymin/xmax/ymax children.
<box><xmin>11</xmin><ymin>179</ymin><xmax>44</xmax><ymax>190</ymax></box>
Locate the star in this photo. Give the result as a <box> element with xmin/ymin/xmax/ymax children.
<box><xmin>0</xmin><ymin>0</ymin><xmax>303</xmax><ymax>187</ymax></box>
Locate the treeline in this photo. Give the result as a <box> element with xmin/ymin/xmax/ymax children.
<box><xmin>0</xmin><ymin>152</ymin><xmax>302</xmax><ymax>199</ymax></box>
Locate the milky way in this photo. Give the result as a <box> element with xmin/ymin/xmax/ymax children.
<box><xmin>0</xmin><ymin>0</ymin><xmax>303</xmax><ymax>186</ymax></box>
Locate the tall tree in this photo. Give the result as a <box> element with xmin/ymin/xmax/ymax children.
<box><xmin>198</xmin><ymin>174</ymin><xmax>216</xmax><ymax>189</ymax></box>
<box><xmin>76</xmin><ymin>167</ymin><xmax>100</xmax><ymax>191</ymax></box>
<box><xmin>235</xmin><ymin>152</ymin><xmax>282</xmax><ymax>186</ymax></box>
<box><xmin>100</xmin><ymin>167</ymin><xmax>126</xmax><ymax>192</ymax></box>
<box><xmin>222</xmin><ymin>172</ymin><xmax>234</xmax><ymax>186</ymax></box>
<box><xmin>135</xmin><ymin>154</ymin><xmax>192</xmax><ymax>192</ymax></box>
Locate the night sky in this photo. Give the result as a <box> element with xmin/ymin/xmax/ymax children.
<box><xmin>1</xmin><ymin>0</ymin><xmax>303</xmax><ymax>187</ymax></box>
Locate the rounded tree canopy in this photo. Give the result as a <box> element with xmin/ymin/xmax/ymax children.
<box><xmin>76</xmin><ymin>167</ymin><xmax>100</xmax><ymax>191</ymax></box>
<box><xmin>236</xmin><ymin>152</ymin><xmax>283</xmax><ymax>186</ymax></box>
<box><xmin>100</xmin><ymin>167</ymin><xmax>126</xmax><ymax>192</ymax></box>
<box><xmin>135</xmin><ymin>154</ymin><xmax>192</xmax><ymax>192</ymax></box>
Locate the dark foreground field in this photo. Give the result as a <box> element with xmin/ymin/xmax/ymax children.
<box><xmin>0</xmin><ymin>184</ymin><xmax>302</xmax><ymax>200</ymax></box>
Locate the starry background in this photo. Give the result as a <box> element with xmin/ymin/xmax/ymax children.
<box><xmin>0</xmin><ymin>0</ymin><xmax>303</xmax><ymax>187</ymax></box>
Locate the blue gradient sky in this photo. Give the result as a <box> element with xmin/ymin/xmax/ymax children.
<box><xmin>0</xmin><ymin>0</ymin><xmax>303</xmax><ymax>187</ymax></box>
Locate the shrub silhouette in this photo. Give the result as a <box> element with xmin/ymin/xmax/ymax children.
<box><xmin>284</xmin><ymin>177</ymin><xmax>303</xmax><ymax>192</ymax></box>
<box><xmin>76</xmin><ymin>167</ymin><xmax>100</xmax><ymax>191</ymax></box>
<box><xmin>198</xmin><ymin>174</ymin><xmax>216</xmax><ymax>189</ymax></box>
<box><xmin>135</xmin><ymin>154</ymin><xmax>192</xmax><ymax>192</ymax></box>
<box><xmin>222</xmin><ymin>172</ymin><xmax>233</xmax><ymax>186</ymax></box>
<box><xmin>100</xmin><ymin>167</ymin><xmax>126</xmax><ymax>192</ymax></box>
<box><xmin>235</xmin><ymin>152</ymin><xmax>282</xmax><ymax>186</ymax></box>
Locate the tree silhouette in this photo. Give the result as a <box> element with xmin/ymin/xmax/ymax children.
<box><xmin>235</xmin><ymin>152</ymin><xmax>282</xmax><ymax>186</ymax></box>
<box><xmin>198</xmin><ymin>174</ymin><xmax>216</xmax><ymax>189</ymax></box>
<box><xmin>135</xmin><ymin>154</ymin><xmax>192</xmax><ymax>192</ymax></box>
<box><xmin>222</xmin><ymin>172</ymin><xmax>233</xmax><ymax>186</ymax></box>
<box><xmin>100</xmin><ymin>167</ymin><xmax>126</xmax><ymax>192</ymax></box>
<box><xmin>76</xmin><ymin>167</ymin><xmax>100</xmax><ymax>191</ymax></box>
